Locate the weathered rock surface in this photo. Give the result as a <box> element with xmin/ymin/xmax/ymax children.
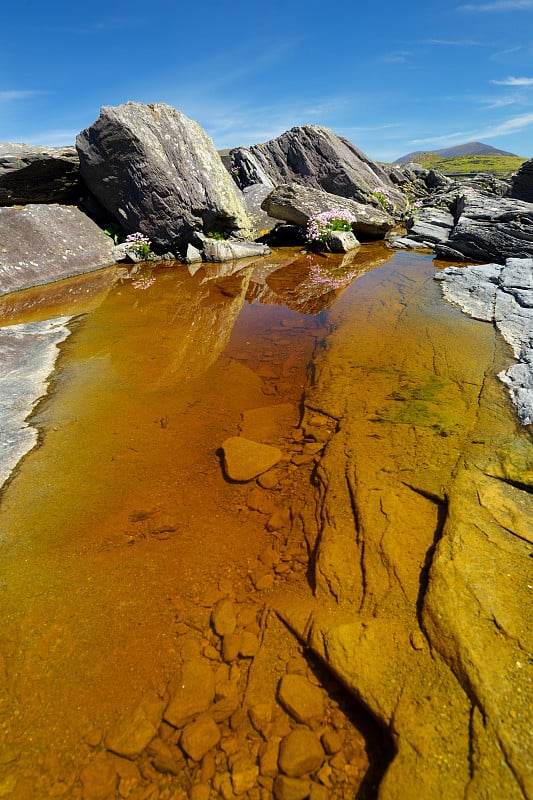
<box><xmin>202</xmin><ymin>238</ymin><xmax>270</xmax><ymax>262</ymax></box>
<box><xmin>405</xmin><ymin>205</ymin><xmax>455</xmax><ymax>246</ymax></box>
<box><xmin>0</xmin><ymin>204</ymin><xmax>115</xmax><ymax>295</ymax></box>
<box><xmin>221</xmin><ymin>436</ymin><xmax>283</xmax><ymax>481</ymax></box>
<box><xmin>510</xmin><ymin>158</ymin><xmax>533</xmax><ymax>202</ymax></box>
<box><xmin>435</xmin><ymin>258</ymin><xmax>533</xmax><ymax>425</ymax></box>
<box><xmin>76</xmin><ymin>102</ymin><xmax>252</xmax><ymax>252</ymax></box>
<box><xmin>382</xmin><ymin>161</ymin><xmax>452</xmax><ymax>198</ymax></box>
<box><xmin>229</xmin><ymin>125</ymin><xmax>407</xmax><ymax>215</ymax></box>
<box><xmin>436</xmin><ymin>189</ymin><xmax>533</xmax><ymax>262</ymax></box>
<box><xmin>328</xmin><ymin>230</ymin><xmax>360</xmax><ymax>253</ymax></box>
<box><xmin>0</xmin><ymin>317</ymin><xmax>71</xmax><ymax>488</ymax></box>
<box><xmin>262</xmin><ymin>182</ymin><xmax>394</xmax><ymax>239</ymax></box>
<box><xmin>0</xmin><ymin>142</ymin><xmax>81</xmax><ymax>205</ymax></box>
<box><xmin>274</xmin><ymin>255</ymin><xmax>532</xmax><ymax>799</ymax></box>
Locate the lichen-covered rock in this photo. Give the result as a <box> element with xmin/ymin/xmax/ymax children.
<box><xmin>0</xmin><ymin>142</ymin><xmax>81</xmax><ymax>205</ymax></box>
<box><xmin>76</xmin><ymin>102</ymin><xmax>252</xmax><ymax>252</ymax></box>
<box><xmin>262</xmin><ymin>182</ymin><xmax>394</xmax><ymax>239</ymax></box>
<box><xmin>0</xmin><ymin>204</ymin><xmax>115</xmax><ymax>295</ymax></box>
<box><xmin>229</xmin><ymin>125</ymin><xmax>406</xmax><ymax>215</ymax></box>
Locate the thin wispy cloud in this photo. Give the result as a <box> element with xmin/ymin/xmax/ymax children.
<box><xmin>480</xmin><ymin>94</ymin><xmax>522</xmax><ymax>108</ymax></box>
<box><xmin>423</xmin><ymin>38</ymin><xmax>484</xmax><ymax>46</ymax></box>
<box><xmin>458</xmin><ymin>0</ymin><xmax>533</xmax><ymax>10</ymax></box>
<box><xmin>411</xmin><ymin>110</ymin><xmax>533</xmax><ymax>145</ymax></box>
<box><xmin>491</xmin><ymin>76</ymin><xmax>533</xmax><ymax>85</ymax></box>
<box><xmin>0</xmin><ymin>90</ymin><xmax>41</xmax><ymax>103</ymax></box>
<box><xmin>379</xmin><ymin>50</ymin><xmax>413</xmax><ymax>64</ymax></box>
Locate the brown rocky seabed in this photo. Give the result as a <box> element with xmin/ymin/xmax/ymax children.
<box><xmin>0</xmin><ymin>246</ymin><xmax>531</xmax><ymax>800</ymax></box>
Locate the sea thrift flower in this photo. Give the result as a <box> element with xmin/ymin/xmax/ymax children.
<box><xmin>125</xmin><ymin>232</ymin><xmax>153</xmax><ymax>260</ymax></box>
<box><xmin>306</xmin><ymin>209</ymin><xmax>357</xmax><ymax>244</ymax></box>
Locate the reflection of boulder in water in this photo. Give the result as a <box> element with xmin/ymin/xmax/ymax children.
<box><xmin>247</xmin><ymin>246</ymin><xmax>393</xmax><ymax>314</ymax></box>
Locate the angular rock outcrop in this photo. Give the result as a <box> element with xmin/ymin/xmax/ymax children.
<box><xmin>76</xmin><ymin>102</ymin><xmax>252</xmax><ymax>252</ymax></box>
<box><xmin>229</xmin><ymin>125</ymin><xmax>407</xmax><ymax>216</ymax></box>
<box><xmin>261</xmin><ymin>183</ymin><xmax>394</xmax><ymax>239</ymax></box>
<box><xmin>435</xmin><ymin>189</ymin><xmax>533</xmax><ymax>262</ymax></box>
<box><xmin>509</xmin><ymin>158</ymin><xmax>533</xmax><ymax>202</ymax></box>
<box><xmin>435</xmin><ymin>258</ymin><xmax>533</xmax><ymax>425</ymax></box>
<box><xmin>381</xmin><ymin>161</ymin><xmax>452</xmax><ymax>198</ymax></box>
<box><xmin>0</xmin><ymin>142</ymin><xmax>81</xmax><ymax>205</ymax></box>
<box><xmin>0</xmin><ymin>204</ymin><xmax>115</xmax><ymax>295</ymax></box>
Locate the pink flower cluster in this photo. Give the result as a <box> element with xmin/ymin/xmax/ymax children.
<box><xmin>126</xmin><ymin>232</ymin><xmax>151</xmax><ymax>246</ymax></box>
<box><xmin>306</xmin><ymin>209</ymin><xmax>357</xmax><ymax>243</ymax></box>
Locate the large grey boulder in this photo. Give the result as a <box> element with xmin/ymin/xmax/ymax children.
<box><xmin>261</xmin><ymin>182</ymin><xmax>394</xmax><ymax>239</ymax></box>
<box><xmin>509</xmin><ymin>158</ymin><xmax>533</xmax><ymax>202</ymax></box>
<box><xmin>0</xmin><ymin>142</ymin><xmax>81</xmax><ymax>205</ymax></box>
<box><xmin>0</xmin><ymin>204</ymin><xmax>115</xmax><ymax>295</ymax></box>
<box><xmin>76</xmin><ymin>102</ymin><xmax>252</xmax><ymax>252</ymax></box>
<box><xmin>229</xmin><ymin>125</ymin><xmax>407</xmax><ymax>216</ymax></box>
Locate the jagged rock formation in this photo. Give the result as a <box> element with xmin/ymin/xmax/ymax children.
<box><xmin>0</xmin><ymin>204</ymin><xmax>115</xmax><ymax>295</ymax></box>
<box><xmin>76</xmin><ymin>102</ymin><xmax>252</xmax><ymax>253</ymax></box>
<box><xmin>0</xmin><ymin>143</ymin><xmax>81</xmax><ymax>205</ymax></box>
<box><xmin>510</xmin><ymin>158</ymin><xmax>533</xmax><ymax>202</ymax></box>
<box><xmin>391</xmin><ymin>182</ymin><xmax>533</xmax><ymax>262</ymax></box>
<box><xmin>436</xmin><ymin>189</ymin><xmax>533</xmax><ymax>262</ymax></box>
<box><xmin>381</xmin><ymin>161</ymin><xmax>452</xmax><ymax>198</ymax></box>
<box><xmin>229</xmin><ymin>125</ymin><xmax>407</xmax><ymax>216</ymax></box>
<box><xmin>274</xmin><ymin>256</ymin><xmax>532</xmax><ymax>799</ymax></box>
<box><xmin>261</xmin><ymin>182</ymin><xmax>394</xmax><ymax>239</ymax></box>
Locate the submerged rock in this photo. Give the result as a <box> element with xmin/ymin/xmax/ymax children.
<box><xmin>275</xmin><ymin>256</ymin><xmax>532</xmax><ymax>799</ymax></box>
<box><xmin>221</xmin><ymin>436</ymin><xmax>283</xmax><ymax>482</ymax></box>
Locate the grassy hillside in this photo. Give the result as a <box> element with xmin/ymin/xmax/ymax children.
<box><xmin>412</xmin><ymin>153</ymin><xmax>527</xmax><ymax>175</ymax></box>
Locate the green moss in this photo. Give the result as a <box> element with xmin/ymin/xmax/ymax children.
<box><xmin>376</xmin><ymin>374</ymin><xmax>460</xmax><ymax>436</ymax></box>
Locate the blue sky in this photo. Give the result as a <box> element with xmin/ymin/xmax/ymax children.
<box><xmin>1</xmin><ymin>0</ymin><xmax>532</xmax><ymax>162</ymax></box>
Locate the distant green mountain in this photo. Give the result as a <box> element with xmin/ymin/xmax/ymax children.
<box><xmin>395</xmin><ymin>141</ymin><xmax>520</xmax><ymax>165</ymax></box>
<box><xmin>404</xmin><ymin>152</ymin><xmax>527</xmax><ymax>175</ymax></box>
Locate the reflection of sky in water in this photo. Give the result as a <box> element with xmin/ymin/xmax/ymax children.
<box><xmin>0</xmin><ymin>317</ymin><xmax>71</xmax><ymax>488</ymax></box>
